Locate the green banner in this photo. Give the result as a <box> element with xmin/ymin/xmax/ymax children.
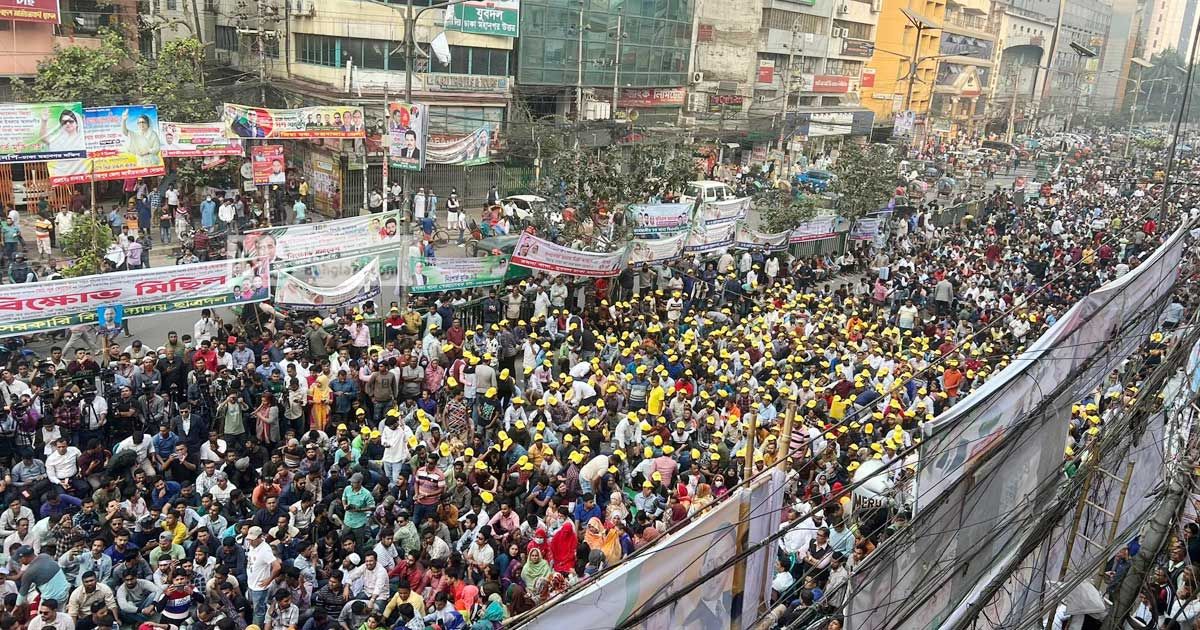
<box><xmin>407</xmin><ymin>255</ymin><xmax>510</xmax><ymax>293</ymax></box>
<box><xmin>446</xmin><ymin>1</ymin><xmax>519</xmax><ymax>37</ymax></box>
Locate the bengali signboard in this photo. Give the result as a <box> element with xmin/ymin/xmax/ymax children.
<box><xmin>0</xmin><ymin>259</ymin><xmax>267</xmax><ymax>336</ymax></box>
<box><xmin>221</xmin><ymin>104</ymin><xmax>366</xmax><ymax>139</ymax></box>
<box><xmin>511</xmin><ymin>231</ymin><xmax>627</xmax><ymax>277</ymax></box>
<box><xmin>387</xmin><ymin>102</ymin><xmax>428</xmax><ymax>171</ymax></box>
<box><xmin>685</xmin><ymin>221</ymin><xmax>737</xmax><ymax>253</ymax></box>
<box><xmin>800</xmin><ymin>74</ymin><xmax>850</xmax><ymax>94</ymax></box>
<box><xmin>0</xmin><ymin>103</ymin><xmax>85</xmax><ymax>163</ymax></box>
<box><xmin>445</xmin><ymin>0</ymin><xmax>519</xmax><ymax>37</ymax></box>
<box><xmin>709</xmin><ymin>94</ymin><xmax>745</xmax><ymax>112</ymax></box>
<box><xmin>276</xmin><ymin>258</ymin><xmax>381</xmax><ymax>308</ymax></box>
<box><xmin>629</xmin><ymin>232</ymin><xmax>687</xmax><ymax>266</ymax></box>
<box><xmin>842</xmin><ymin>38</ymin><xmax>874</xmax><ymax>57</ymax></box>
<box><xmin>160</xmin><ymin>122</ymin><xmax>244</xmax><ymax>157</ymax></box>
<box><xmin>243</xmin><ymin>212</ymin><xmax>403</xmax><ymax>267</ymax></box>
<box><xmin>48</xmin><ymin>105</ymin><xmax>166</xmax><ymax>185</ymax></box>
<box><xmin>701</xmin><ymin>197</ymin><xmax>751</xmax><ymax>225</ymax></box>
<box><xmin>629</xmin><ymin>203</ymin><xmax>693</xmax><ymax>237</ymax></box>
<box><xmin>850</xmin><ymin>217</ymin><xmax>883</xmax><ymax>240</ymax></box>
<box><xmin>408</xmin><ymin>255</ymin><xmax>509</xmax><ymax>293</ymax></box>
<box><xmin>617</xmin><ymin>87</ymin><xmax>687</xmax><ymax>108</ymax></box>
<box><xmin>427</xmin><ymin>125</ymin><xmax>491</xmax><ymax>166</ymax></box>
<box><xmin>250</xmin><ymin>145</ymin><xmax>286</xmax><ymax>186</ymax></box>
<box><xmin>0</xmin><ymin>0</ymin><xmax>59</xmax><ymax>24</ymax></box>
<box><xmin>789</xmin><ymin>216</ymin><xmax>838</xmax><ymax>243</ymax></box>
<box><xmin>734</xmin><ymin>224</ymin><xmax>790</xmax><ymax>251</ymax></box>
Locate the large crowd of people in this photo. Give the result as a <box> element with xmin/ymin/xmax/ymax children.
<box><xmin>0</xmin><ymin>135</ymin><xmax>1192</xmax><ymax>630</ymax></box>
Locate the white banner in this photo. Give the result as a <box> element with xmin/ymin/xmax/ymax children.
<box><xmin>629</xmin><ymin>203</ymin><xmax>694</xmax><ymax>237</ymax></box>
<box><xmin>629</xmin><ymin>232</ymin><xmax>688</xmax><ymax>266</ymax></box>
<box><xmin>734</xmin><ymin>224</ymin><xmax>790</xmax><ymax>251</ymax></box>
<box><xmin>510</xmin><ymin>232</ymin><xmax>628</xmax><ymax>277</ymax></box>
<box><xmin>685</xmin><ymin>221</ymin><xmax>737</xmax><ymax>253</ymax></box>
<box><xmin>275</xmin><ymin>258</ymin><xmax>381</xmax><ymax>308</ymax></box>
<box><xmin>850</xmin><ymin>217</ymin><xmax>883</xmax><ymax>241</ymax></box>
<box><xmin>702</xmin><ymin>197</ymin><xmax>751</xmax><ymax>225</ymax></box>
<box><xmin>243</xmin><ymin>212</ymin><xmax>403</xmax><ymax>267</ymax></box>
<box><xmin>789</xmin><ymin>215</ymin><xmax>838</xmax><ymax>243</ymax></box>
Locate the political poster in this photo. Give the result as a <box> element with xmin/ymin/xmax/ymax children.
<box><xmin>160</xmin><ymin>122</ymin><xmax>244</xmax><ymax>157</ymax></box>
<box><xmin>850</xmin><ymin>217</ymin><xmax>883</xmax><ymax>241</ymax></box>
<box><xmin>445</xmin><ymin>0</ymin><xmax>519</xmax><ymax>37</ymax></box>
<box><xmin>685</xmin><ymin>221</ymin><xmax>737</xmax><ymax>253</ymax></box>
<box><xmin>0</xmin><ymin>102</ymin><xmax>85</xmax><ymax>163</ymax></box>
<box><xmin>0</xmin><ymin>259</ymin><xmax>267</xmax><ymax>336</ymax></box>
<box><xmin>243</xmin><ymin>212</ymin><xmax>404</xmax><ymax>269</ymax></box>
<box><xmin>0</xmin><ymin>0</ymin><xmax>60</xmax><ymax>24</ymax></box>
<box><xmin>387</xmin><ymin>102</ymin><xmax>428</xmax><ymax>171</ymax></box>
<box><xmin>628</xmin><ymin>203</ymin><xmax>693</xmax><ymax>237</ymax></box>
<box><xmin>48</xmin><ymin>105</ymin><xmax>166</xmax><ymax>185</ymax></box>
<box><xmin>221</xmin><ymin>103</ymin><xmax>366</xmax><ymax>139</ymax></box>
<box><xmin>701</xmin><ymin>197</ymin><xmax>751</xmax><ymax>225</ymax></box>
<box><xmin>629</xmin><ymin>232</ymin><xmax>687</xmax><ymax>266</ymax></box>
<box><xmin>789</xmin><ymin>216</ymin><xmax>838</xmax><ymax>243</ymax></box>
<box><xmin>407</xmin><ymin>255</ymin><xmax>509</xmax><ymax>293</ymax></box>
<box><xmin>734</xmin><ymin>224</ymin><xmax>790</xmax><ymax>251</ymax></box>
<box><xmin>427</xmin><ymin>125</ymin><xmax>491</xmax><ymax>166</ymax></box>
<box><xmin>510</xmin><ymin>231</ymin><xmax>627</xmax><ymax>277</ymax></box>
<box><xmin>276</xmin><ymin>258</ymin><xmax>381</xmax><ymax>308</ymax></box>
<box><xmin>251</xmin><ymin>145</ymin><xmax>286</xmax><ymax>186</ymax></box>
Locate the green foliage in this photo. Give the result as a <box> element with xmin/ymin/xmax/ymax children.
<box><xmin>829</xmin><ymin>143</ymin><xmax>897</xmax><ymax>221</ymax></box>
<box><xmin>58</xmin><ymin>211</ymin><xmax>113</xmax><ymax>278</ymax></box>
<box><xmin>13</xmin><ymin>29</ymin><xmax>133</xmax><ymax>106</ymax></box>
<box><xmin>137</xmin><ymin>38</ymin><xmax>213</xmax><ymax>123</ymax></box>
<box><xmin>754</xmin><ymin>188</ymin><xmax>818</xmax><ymax>233</ymax></box>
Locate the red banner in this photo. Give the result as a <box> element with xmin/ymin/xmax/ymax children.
<box><xmin>0</xmin><ymin>0</ymin><xmax>59</xmax><ymax>24</ymax></box>
<box><xmin>251</xmin><ymin>145</ymin><xmax>286</xmax><ymax>186</ymax></box>
<box><xmin>617</xmin><ymin>87</ymin><xmax>687</xmax><ymax>108</ymax></box>
<box><xmin>812</xmin><ymin>75</ymin><xmax>850</xmax><ymax>93</ymax></box>
<box><xmin>757</xmin><ymin>63</ymin><xmax>775</xmax><ymax>84</ymax></box>
<box><xmin>861</xmin><ymin>68</ymin><xmax>876</xmax><ymax>88</ymax></box>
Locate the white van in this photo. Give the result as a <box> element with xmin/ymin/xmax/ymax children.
<box><xmin>679</xmin><ymin>180</ymin><xmax>736</xmax><ymax>204</ymax></box>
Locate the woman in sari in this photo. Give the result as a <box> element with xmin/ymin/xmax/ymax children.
<box><xmin>548</xmin><ymin>519</ymin><xmax>577</xmax><ymax>575</ymax></box>
<box><xmin>309</xmin><ymin>374</ymin><xmax>332</xmax><ymax>432</ymax></box>
<box><xmin>583</xmin><ymin>517</ymin><xmax>623</xmax><ymax>565</ymax></box>
<box><xmin>689</xmin><ymin>483</ymin><xmax>715</xmax><ymax>517</ymax></box>
<box><xmin>521</xmin><ymin>546</ymin><xmax>552</xmax><ymax>587</ymax></box>
<box><xmin>469</xmin><ymin>593</ymin><xmax>507</xmax><ymax>630</ymax></box>
<box><xmin>605</xmin><ymin>491</ymin><xmax>629</xmax><ymax>524</ymax></box>
<box><xmin>254</xmin><ymin>392</ymin><xmax>280</xmax><ymax>445</ymax></box>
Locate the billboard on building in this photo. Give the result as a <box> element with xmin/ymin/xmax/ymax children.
<box><xmin>445</xmin><ymin>0</ymin><xmax>519</xmax><ymax>37</ymax></box>
<box><xmin>222</xmin><ymin>104</ymin><xmax>366</xmax><ymax>139</ymax></box>
<box><xmin>386</xmin><ymin>102</ymin><xmax>428</xmax><ymax>172</ymax></box>
<box><xmin>0</xmin><ymin>0</ymin><xmax>59</xmax><ymax>24</ymax></box>
<box><xmin>0</xmin><ymin>102</ymin><xmax>85</xmax><ymax>163</ymax></box>
<box><xmin>48</xmin><ymin>105</ymin><xmax>167</xmax><ymax>185</ymax></box>
<box><xmin>617</xmin><ymin>87</ymin><xmax>687</xmax><ymax>108</ymax></box>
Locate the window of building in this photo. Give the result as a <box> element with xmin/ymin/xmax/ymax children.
<box><xmin>429</xmin><ymin>45</ymin><xmax>511</xmax><ymax>76</ymax></box>
<box><xmin>215</xmin><ymin>25</ymin><xmax>238</xmax><ymax>52</ymax></box>
<box><xmin>165</xmin><ymin>0</ymin><xmax>177</xmax><ymax>10</ymax></box>
<box><xmin>296</xmin><ymin>33</ymin><xmax>339</xmax><ymax>67</ymax></box>
<box><xmin>204</xmin><ymin>0</ymin><xmax>216</xmax><ymax>11</ymax></box>
<box><xmin>833</xmin><ymin>20</ymin><xmax>872</xmax><ymax>39</ymax></box>
<box><xmin>825</xmin><ymin>59</ymin><xmax>862</xmax><ymax>76</ymax></box>
<box><xmin>425</xmin><ymin>106</ymin><xmax>505</xmax><ymax>133</ymax></box>
<box><xmin>761</xmin><ymin>8</ymin><xmax>826</xmax><ymax>34</ymax></box>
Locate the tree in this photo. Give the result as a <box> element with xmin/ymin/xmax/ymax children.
<box><xmin>58</xmin><ymin>211</ymin><xmax>113</xmax><ymax>278</ymax></box>
<box><xmin>13</xmin><ymin>29</ymin><xmax>135</xmax><ymax>106</ymax></box>
<box><xmin>137</xmin><ymin>38</ymin><xmax>214</xmax><ymax>123</ymax></box>
<box><xmin>829</xmin><ymin>143</ymin><xmax>896</xmax><ymax>221</ymax></box>
<box><xmin>754</xmin><ymin>188</ymin><xmax>818</xmax><ymax>233</ymax></box>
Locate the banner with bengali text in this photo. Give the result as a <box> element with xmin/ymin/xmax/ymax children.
<box><xmin>387</xmin><ymin>102</ymin><xmax>428</xmax><ymax>171</ymax></box>
<box><xmin>685</xmin><ymin>221</ymin><xmax>737</xmax><ymax>253</ymax></box>
<box><xmin>276</xmin><ymin>258</ymin><xmax>381</xmax><ymax>308</ymax></box>
<box><xmin>0</xmin><ymin>259</ymin><xmax>267</xmax><ymax>336</ymax></box>
<box><xmin>243</xmin><ymin>212</ymin><xmax>403</xmax><ymax>268</ymax></box>
<box><xmin>445</xmin><ymin>0</ymin><xmax>519</xmax><ymax>37</ymax></box>
<box><xmin>734</xmin><ymin>224</ymin><xmax>790</xmax><ymax>251</ymax></box>
<box><xmin>222</xmin><ymin>103</ymin><xmax>366</xmax><ymax>139</ymax></box>
<box><xmin>701</xmin><ymin>197</ymin><xmax>751</xmax><ymax>225</ymax></box>
<box><xmin>160</xmin><ymin>121</ymin><xmax>244</xmax><ymax>157</ymax></box>
<box><xmin>629</xmin><ymin>232</ymin><xmax>688</xmax><ymax>266</ymax></box>
<box><xmin>511</xmin><ymin>231</ymin><xmax>627</xmax><ymax>277</ymax></box>
<box><xmin>850</xmin><ymin>217</ymin><xmax>883</xmax><ymax>241</ymax></box>
<box><xmin>0</xmin><ymin>102</ymin><xmax>85</xmax><ymax>163</ymax></box>
<box><xmin>629</xmin><ymin>203</ymin><xmax>694</xmax><ymax>237</ymax></box>
<box><xmin>427</xmin><ymin>125</ymin><xmax>492</xmax><ymax>166</ymax></box>
<box><xmin>408</xmin><ymin>255</ymin><xmax>509</xmax><ymax>293</ymax></box>
<box><xmin>48</xmin><ymin>105</ymin><xmax>166</xmax><ymax>185</ymax></box>
<box><xmin>789</xmin><ymin>215</ymin><xmax>838</xmax><ymax>243</ymax></box>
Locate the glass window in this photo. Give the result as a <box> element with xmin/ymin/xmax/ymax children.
<box><xmin>388</xmin><ymin>45</ymin><xmax>406</xmax><ymax>72</ymax></box>
<box><xmin>216</xmin><ymin>25</ymin><xmax>237</xmax><ymax>52</ymax></box>
<box><xmin>470</xmin><ymin>48</ymin><xmax>491</xmax><ymax>74</ymax></box>
<box><xmin>362</xmin><ymin>39</ymin><xmax>387</xmax><ymax>69</ymax></box>
<box><xmin>297</xmin><ymin>34</ymin><xmax>338</xmax><ymax>67</ymax></box>
<box><xmin>490</xmin><ymin>50</ymin><xmax>509</xmax><ymax>76</ymax></box>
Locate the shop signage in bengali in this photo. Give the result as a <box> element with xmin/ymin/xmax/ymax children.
<box><xmin>0</xmin><ymin>0</ymin><xmax>59</xmax><ymax>24</ymax></box>
<box><xmin>0</xmin><ymin>102</ymin><xmax>85</xmax><ymax>163</ymax></box>
<box><xmin>701</xmin><ymin>197</ymin><xmax>751</xmax><ymax>225</ymax></box>
<box><xmin>160</xmin><ymin>122</ymin><xmax>244</xmax><ymax>157</ymax></box>
<box><xmin>0</xmin><ymin>259</ymin><xmax>267</xmax><ymax>336</ymax></box>
<box><xmin>48</xmin><ymin>105</ymin><xmax>166</xmax><ymax>185</ymax></box>
<box><xmin>629</xmin><ymin>232</ymin><xmax>687</xmax><ymax>266</ymax></box>
<box><xmin>244</xmin><ymin>212</ymin><xmax>403</xmax><ymax>267</ymax></box>
<box><xmin>427</xmin><ymin>125</ymin><xmax>492</xmax><ymax>166</ymax></box>
<box><xmin>617</xmin><ymin>87</ymin><xmax>687</xmax><ymax>109</ymax></box>
<box><xmin>709</xmin><ymin>94</ymin><xmax>745</xmax><ymax>111</ymax></box>
<box><xmin>428</xmin><ymin>74</ymin><xmax>510</xmax><ymax>93</ymax></box>
<box><xmin>789</xmin><ymin>216</ymin><xmax>838</xmax><ymax>243</ymax></box>
<box><xmin>811</xmin><ymin>75</ymin><xmax>850</xmax><ymax>93</ymax></box>
<box><xmin>222</xmin><ymin>104</ymin><xmax>366</xmax><ymax>139</ymax></box>
<box><xmin>850</xmin><ymin>217</ymin><xmax>883</xmax><ymax>240</ymax></box>
<box><xmin>734</xmin><ymin>224</ymin><xmax>790</xmax><ymax>251</ymax></box>
<box><xmin>861</xmin><ymin>67</ymin><xmax>876</xmax><ymax>88</ymax></box>
<box><xmin>250</xmin><ymin>145</ymin><xmax>286</xmax><ymax>186</ymax></box>
<box><xmin>756</xmin><ymin>60</ymin><xmax>775</xmax><ymax>84</ymax></box>
<box><xmin>628</xmin><ymin>203</ymin><xmax>693</xmax><ymax>237</ymax></box>
<box><xmin>445</xmin><ymin>0</ymin><xmax>519</xmax><ymax>37</ymax></box>
<box><xmin>276</xmin><ymin>258</ymin><xmax>381</xmax><ymax>308</ymax></box>
<box><xmin>842</xmin><ymin>38</ymin><xmax>875</xmax><ymax>57</ymax></box>
<box><xmin>684</xmin><ymin>221</ymin><xmax>736</xmax><ymax>253</ymax></box>
<box><xmin>408</xmin><ymin>255</ymin><xmax>510</xmax><ymax>292</ymax></box>
<box><xmin>511</xmin><ymin>231</ymin><xmax>627</xmax><ymax>277</ymax></box>
<box><xmin>387</xmin><ymin>102</ymin><xmax>428</xmax><ymax>171</ymax></box>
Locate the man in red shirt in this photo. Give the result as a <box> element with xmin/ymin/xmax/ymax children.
<box><xmin>412</xmin><ymin>453</ymin><xmax>445</xmax><ymax>526</ymax></box>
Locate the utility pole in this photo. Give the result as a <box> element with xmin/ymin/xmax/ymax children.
<box><xmin>1155</xmin><ymin>18</ymin><xmax>1199</xmax><ymax>221</ymax></box>
<box><xmin>256</xmin><ymin>0</ymin><xmax>267</xmax><ymax>106</ymax></box>
<box><xmin>576</xmin><ymin>5</ymin><xmax>585</xmax><ymax>120</ymax></box>
<box><xmin>610</xmin><ymin>15</ymin><xmax>623</xmax><ymax>118</ymax></box>
<box><xmin>777</xmin><ymin>19</ymin><xmax>800</xmax><ymax>152</ymax></box>
<box><xmin>1005</xmin><ymin>66</ymin><xmax>1021</xmax><ymax>144</ymax></box>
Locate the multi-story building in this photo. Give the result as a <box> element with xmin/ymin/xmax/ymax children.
<box><xmin>516</xmin><ymin>0</ymin><xmax>695</xmax><ymax>126</ymax></box>
<box><xmin>686</xmin><ymin>0</ymin><xmax>762</xmax><ymax>134</ymax></box>
<box><xmin>989</xmin><ymin>1</ymin><xmax>1052</xmax><ymax>136</ymax></box>
<box><xmin>751</xmin><ymin>0</ymin><xmax>879</xmax><ymax>155</ymax></box>
<box><xmin>1094</xmin><ymin>0</ymin><xmax>1143</xmax><ymax>113</ymax></box>
<box><xmin>202</xmin><ymin>0</ymin><xmax>516</xmax><ymax>210</ymax></box>
<box><xmin>859</xmin><ymin>0</ymin><xmax>947</xmax><ymax>139</ymax></box>
<box><xmin>1142</xmin><ymin>0</ymin><xmax>1191</xmax><ymax>58</ymax></box>
<box><xmin>930</xmin><ymin>0</ymin><xmax>995</xmax><ymax>137</ymax></box>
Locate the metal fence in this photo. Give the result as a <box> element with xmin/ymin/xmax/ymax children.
<box><xmin>929</xmin><ymin>198</ymin><xmax>984</xmax><ymax>228</ymax></box>
<box><xmin>341</xmin><ymin>162</ymin><xmax>537</xmax><ymax>212</ymax></box>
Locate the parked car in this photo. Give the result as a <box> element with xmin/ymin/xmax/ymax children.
<box><xmin>794</xmin><ymin>169</ymin><xmax>836</xmax><ymax>192</ymax></box>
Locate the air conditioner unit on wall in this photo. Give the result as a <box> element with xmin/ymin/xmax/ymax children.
<box><xmin>293</xmin><ymin>0</ymin><xmax>315</xmax><ymax>16</ymax></box>
<box><xmin>691</xmin><ymin>71</ymin><xmax>704</xmax><ymax>84</ymax></box>
<box><xmin>838</xmin><ymin>3</ymin><xmax>850</xmax><ymax>13</ymax></box>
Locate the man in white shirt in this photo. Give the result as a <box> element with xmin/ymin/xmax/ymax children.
<box><xmin>0</xmin><ymin>500</ymin><xmax>32</xmax><ymax>539</ymax></box>
<box><xmin>193</xmin><ymin>309</ymin><xmax>221</xmax><ymax>344</ymax></box>
<box><xmin>28</xmin><ymin>598</ymin><xmax>74</xmax><ymax>630</ymax></box>
<box><xmin>346</xmin><ymin>551</ymin><xmax>389</xmax><ymax>610</ymax></box>
<box><xmin>113</xmin><ymin>433</ymin><xmax>154</xmax><ymax>477</ymax></box>
<box><xmin>245</xmin><ymin>526</ymin><xmax>280</xmax><ymax>625</ymax></box>
<box><xmin>45</xmin><ymin>438</ymin><xmax>82</xmax><ymax>494</ymax></box>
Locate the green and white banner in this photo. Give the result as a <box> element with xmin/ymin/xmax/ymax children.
<box><xmin>408</xmin><ymin>255</ymin><xmax>510</xmax><ymax>293</ymax></box>
<box><xmin>445</xmin><ymin>0</ymin><xmax>519</xmax><ymax>37</ymax></box>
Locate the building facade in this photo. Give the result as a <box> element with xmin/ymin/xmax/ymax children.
<box><xmin>988</xmin><ymin>1</ymin><xmax>1052</xmax><ymax>137</ymax></box>
<box><xmin>859</xmin><ymin>0</ymin><xmax>947</xmax><ymax>138</ymax></box>
<box><xmin>930</xmin><ymin>0</ymin><xmax>995</xmax><ymax>137</ymax></box>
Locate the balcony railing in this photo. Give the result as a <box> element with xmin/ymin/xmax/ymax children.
<box><xmin>944</xmin><ymin>12</ymin><xmax>992</xmax><ymax>32</ymax></box>
<box><xmin>55</xmin><ymin>11</ymin><xmax>118</xmax><ymax>37</ymax></box>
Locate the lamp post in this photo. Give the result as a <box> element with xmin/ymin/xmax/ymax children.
<box><xmin>898</xmin><ymin>8</ymin><xmax>942</xmax><ymax>112</ymax></box>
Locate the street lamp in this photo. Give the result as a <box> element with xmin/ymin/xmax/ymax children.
<box><xmin>898</xmin><ymin>8</ymin><xmax>942</xmax><ymax>111</ymax></box>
